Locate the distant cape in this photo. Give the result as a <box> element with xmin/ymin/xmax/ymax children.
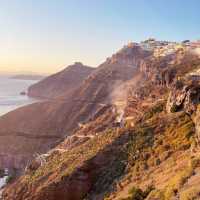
<box><xmin>11</xmin><ymin>74</ymin><xmax>46</xmax><ymax>81</ymax></box>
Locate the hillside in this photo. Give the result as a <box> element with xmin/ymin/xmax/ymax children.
<box><xmin>3</xmin><ymin>42</ymin><xmax>200</xmax><ymax>199</ymax></box>
<box><xmin>2</xmin><ymin>107</ymin><xmax>197</xmax><ymax>200</ymax></box>
<box><xmin>0</xmin><ymin>43</ymin><xmax>151</xmax><ymax>170</ymax></box>
<box><xmin>2</xmin><ymin>39</ymin><xmax>200</xmax><ymax>200</ymax></box>
<box><xmin>28</xmin><ymin>62</ymin><xmax>94</xmax><ymax>99</ymax></box>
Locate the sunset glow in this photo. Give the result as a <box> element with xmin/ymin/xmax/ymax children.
<box><xmin>0</xmin><ymin>0</ymin><xmax>200</xmax><ymax>74</ymax></box>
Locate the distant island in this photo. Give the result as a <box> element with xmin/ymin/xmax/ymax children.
<box><xmin>11</xmin><ymin>74</ymin><xmax>46</xmax><ymax>81</ymax></box>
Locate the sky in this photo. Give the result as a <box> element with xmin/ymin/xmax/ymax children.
<box><xmin>0</xmin><ymin>0</ymin><xmax>200</xmax><ymax>74</ymax></box>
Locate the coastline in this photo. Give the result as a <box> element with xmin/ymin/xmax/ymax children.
<box><xmin>0</xmin><ymin>76</ymin><xmax>40</xmax><ymax>116</ymax></box>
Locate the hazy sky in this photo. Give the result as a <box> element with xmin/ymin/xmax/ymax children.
<box><xmin>0</xmin><ymin>0</ymin><xmax>200</xmax><ymax>74</ymax></box>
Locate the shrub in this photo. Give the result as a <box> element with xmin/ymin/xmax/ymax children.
<box><xmin>127</xmin><ymin>185</ymin><xmax>154</xmax><ymax>200</ymax></box>
<box><xmin>143</xmin><ymin>185</ymin><xmax>155</xmax><ymax>197</ymax></box>
<box><xmin>128</xmin><ymin>187</ymin><xmax>144</xmax><ymax>200</ymax></box>
<box><xmin>144</xmin><ymin>101</ymin><xmax>165</xmax><ymax>120</ymax></box>
<box><xmin>170</xmin><ymin>104</ymin><xmax>178</xmax><ymax>113</ymax></box>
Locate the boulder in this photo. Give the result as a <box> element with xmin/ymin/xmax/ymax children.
<box><xmin>166</xmin><ymin>80</ymin><xmax>200</xmax><ymax>114</ymax></box>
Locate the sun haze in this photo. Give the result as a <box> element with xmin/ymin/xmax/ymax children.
<box><xmin>0</xmin><ymin>0</ymin><xmax>200</xmax><ymax>74</ymax></box>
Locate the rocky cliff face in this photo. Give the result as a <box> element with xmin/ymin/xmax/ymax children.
<box><xmin>166</xmin><ymin>80</ymin><xmax>200</xmax><ymax>114</ymax></box>
<box><xmin>107</xmin><ymin>44</ymin><xmax>152</xmax><ymax>67</ymax></box>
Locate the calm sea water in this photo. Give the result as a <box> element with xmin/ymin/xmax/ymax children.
<box><xmin>0</xmin><ymin>76</ymin><xmax>39</xmax><ymax>116</ymax></box>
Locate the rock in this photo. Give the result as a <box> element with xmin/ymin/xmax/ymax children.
<box><xmin>166</xmin><ymin>80</ymin><xmax>200</xmax><ymax>114</ymax></box>
<box><xmin>26</xmin><ymin>161</ymin><xmax>40</xmax><ymax>172</ymax></box>
<box><xmin>159</xmin><ymin>151</ymin><xmax>172</xmax><ymax>161</ymax></box>
<box><xmin>26</xmin><ymin>158</ymin><xmax>41</xmax><ymax>172</ymax></box>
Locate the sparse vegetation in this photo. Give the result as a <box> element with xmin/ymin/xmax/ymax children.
<box><xmin>147</xmin><ymin>157</ymin><xmax>200</xmax><ymax>200</ymax></box>
<box><xmin>163</xmin><ymin>166</ymin><xmax>194</xmax><ymax>199</ymax></box>
<box><xmin>2</xmin><ymin>89</ymin><xmax>198</xmax><ymax>200</ymax></box>
<box><xmin>146</xmin><ymin>189</ymin><xmax>165</xmax><ymax>200</ymax></box>
<box><xmin>143</xmin><ymin>101</ymin><xmax>165</xmax><ymax>120</ymax></box>
<box><xmin>119</xmin><ymin>185</ymin><xmax>154</xmax><ymax>200</ymax></box>
<box><xmin>180</xmin><ymin>187</ymin><xmax>200</xmax><ymax>200</ymax></box>
<box><xmin>170</xmin><ymin>104</ymin><xmax>178</xmax><ymax>113</ymax></box>
<box><xmin>128</xmin><ymin>187</ymin><xmax>144</xmax><ymax>200</ymax></box>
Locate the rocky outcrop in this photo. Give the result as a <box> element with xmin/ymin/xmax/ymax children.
<box><xmin>107</xmin><ymin>44</ymin><xmax>152</xmax><ymax>66</ymax></box>
<box><xmin>166</xmin><ymin>80</ymin><xmax>200</xmax><ymax>114</ymax></box>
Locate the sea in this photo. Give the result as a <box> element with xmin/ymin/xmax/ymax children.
<box><xmin>0</xmin><ymin>75</ymin><xmax>39</xmax><ymax>116</ymax></box>
<box><xmin>0</xmin><ymin>76</ymin><xmax>40</xmax><ymax>195</ymax></box>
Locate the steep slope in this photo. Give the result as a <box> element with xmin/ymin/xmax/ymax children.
<box><xmin>0</xmin><ymin>44</ymin><xmax>151</xmax><ymax>170</ymax></box>
<box><xmin>28</xmin><ymin>62</ymin><xmax>94</xmax><ymax>99</ymax></box>
<box><xmin>3</xmin><ymin>42</ymin><xmax>200</xmax><ymax>200</ymax></box>
<box><xmin>2</xmin><ymin>82</ymin><xmax>198</xmax><ymax>200</ymax></box>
